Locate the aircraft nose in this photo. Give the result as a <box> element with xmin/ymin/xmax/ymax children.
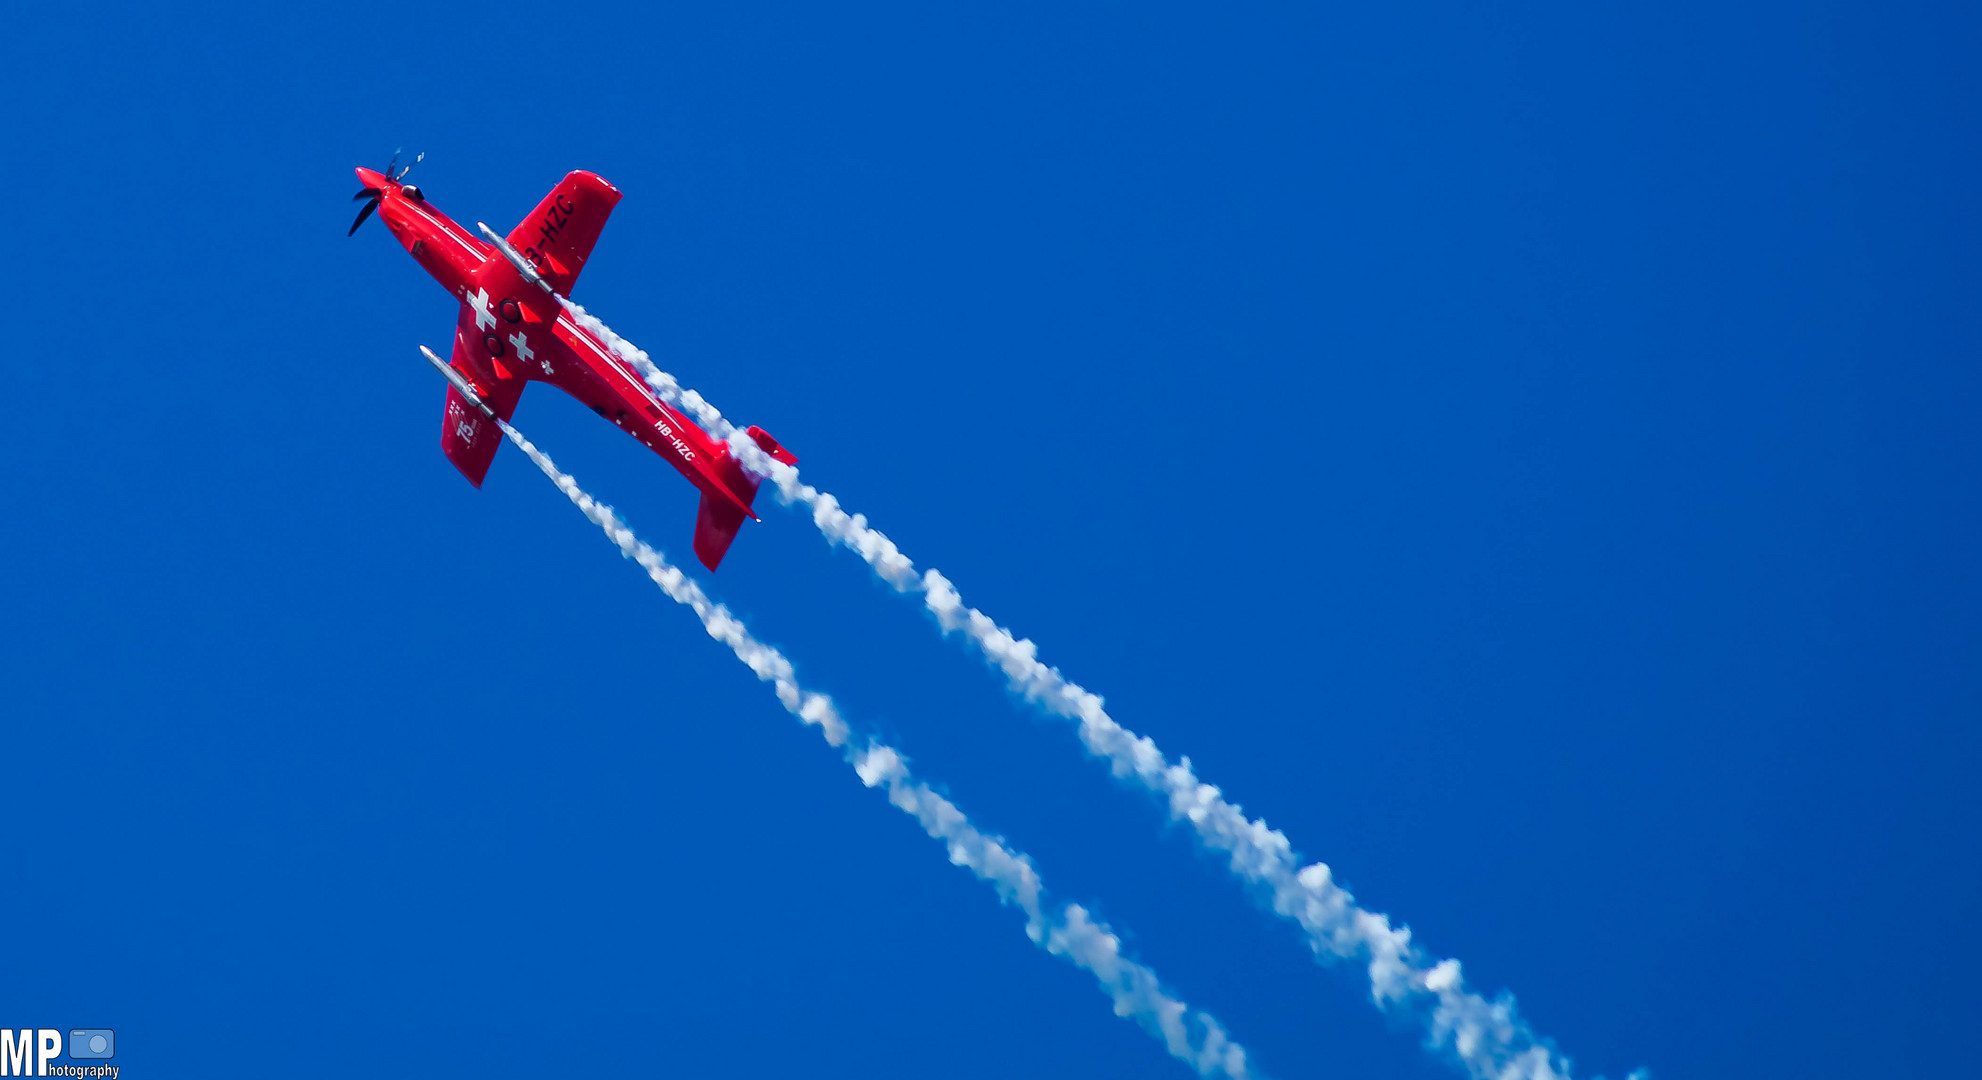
<box><xmin>355</xmin><ymin>166</ymin><xmax>387</xmax><ymax>188</ymax></box>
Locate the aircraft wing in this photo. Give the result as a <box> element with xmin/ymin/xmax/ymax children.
<box><xmin>439</xmin><ymin>323</ymin><xmax>525</xmax><ymax>487</ymax></box>
<box><xmin>504</xmin><ymin>171</ymin><xmax>622</xmax><ymax>298</ymax></box>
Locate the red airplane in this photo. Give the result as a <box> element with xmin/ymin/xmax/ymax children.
<box><xmin>350</xmin><ymin>155</ymin><xmax>795</xmax><ymax>570</ymax></box>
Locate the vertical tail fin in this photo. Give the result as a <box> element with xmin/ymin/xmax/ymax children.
<box><xmin>692</xmin><ymin>491</ymin><xmax>750</xmax><ymax>570</ymax></box>
<box><xmin>690</xmin><ymin>427</ymin><xmax>796</xmax><ymax>570</ymax></box>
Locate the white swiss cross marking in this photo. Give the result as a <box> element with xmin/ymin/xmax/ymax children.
<box><xmin>469</xmin><ymin>287</ymin><xmax>497</xmax><ymax>331</ymax></box>
<box><xmin>510</xmin><ymin>331</ymin><xmax>550</xmax><ymax>375</ymax></box>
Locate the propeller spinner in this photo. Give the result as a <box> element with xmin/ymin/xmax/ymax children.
<box><xmin>349</xmin><ymin>150</ymin><xmax>424</xmax><ymax>236</ymax></box>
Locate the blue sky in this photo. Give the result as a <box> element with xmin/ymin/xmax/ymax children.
<box><xmin>3</xmin><ymin>2</ymin><xmax>1977</xmax><ymax>1076</ymax></box>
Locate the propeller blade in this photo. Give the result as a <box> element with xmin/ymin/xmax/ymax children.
<box><xmin>385</xmin><ymin>148</ymin><xmax>400</xmax><ymax>179</ymax></box>
<box><xmin>352</xmin><ymin>189</ymin><xmax>377</xmax><ymax>201</ymax></box>
<box><xmin>395</xmin><ymin>151</ymin><xmax>425</xmax><ymax>182</ymax></box>
<box><xmin>347</xmin><ymin>198</ymin><xmax>378</xmax><ymax>236</ymax></box>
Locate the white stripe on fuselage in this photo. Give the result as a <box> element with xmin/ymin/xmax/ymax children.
<box><xmin>556</xmin><ymin>314</ymin><xmax>707</xmax><ymax>464</ymax></box>
<box><xmin>558</xmin><ymin>314</ymin><xmax>659</xmax><ymax>408</ymax></box>
<box><xmin>401</xmin><ymin>198</ymin><xmax>488</xmax><ymax>264</ymax></box>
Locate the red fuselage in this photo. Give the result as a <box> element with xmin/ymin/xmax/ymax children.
<box><xmin>357</xmin><ymin>166</ymin><xmax>793</xmax><ymax>569</ymax></box>
<box><xmin>360</xmin><ymin>167</ymin><xmax>748</xmax><ymax>509</ymax></box>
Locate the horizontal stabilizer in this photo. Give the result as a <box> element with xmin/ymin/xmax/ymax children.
<box><xmin>746</xmin><ymin>425</ymin><xmax>798</xmax><ymax>466</ymax></box>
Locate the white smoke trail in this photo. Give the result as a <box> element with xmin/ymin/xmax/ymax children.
<box><xmin>560</xmin><ymin>299</ymin><xmax>737</xmax><ymax>438</ymax></box>
<box><xmin>495</xmin><ymin>419</ymin><xmax>1258</xmax><ymax>1080</ymax></box>
<box><xmin>539</xmin><ymin>301</ymin><xmax>1622</xmax><ymax>1080</ymax></box>
<box><xmin>723</xmin><ymin>442</ymin><xmax>1590</xmax><ymax>1080</ymax></box>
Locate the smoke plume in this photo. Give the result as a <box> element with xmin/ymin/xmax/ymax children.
<box><xmin>497</xmin><ymin>419</ymin><xmax>1258</xmax><ymax>1080</ymax></box>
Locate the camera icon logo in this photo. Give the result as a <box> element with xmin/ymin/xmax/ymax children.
<box><xmin>68</xmin><ymin>1030</ymin><xmax>113</xmax><ymax>1060</ymax></box>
